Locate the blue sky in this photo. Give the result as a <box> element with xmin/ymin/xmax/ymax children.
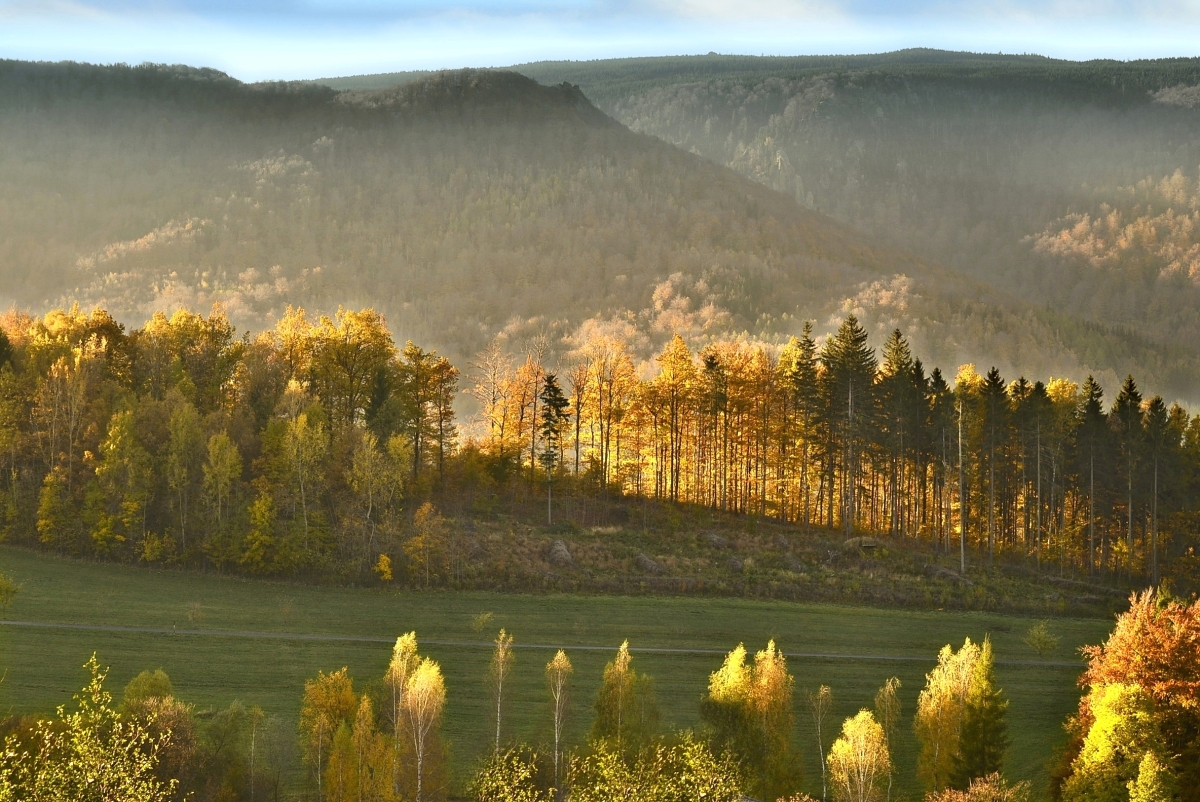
<box><xmin>1</xmin><ymin>0</ymin><xmax>1198</xmax><ymax>81</ymax></box>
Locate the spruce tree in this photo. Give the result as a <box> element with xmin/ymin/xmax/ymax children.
<box><xmin>1077</xmin><ymin>377</ymin><xmax>1108</xmax><ymax>575</ymax></box>
<box><xmin>950</xmin><ymin>636</ymin><xmax>1009</xmax><ymax>789</ymax></box>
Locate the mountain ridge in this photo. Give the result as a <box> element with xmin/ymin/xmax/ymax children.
<box><xmin>0</xmin><ymin>60</ymin><xmax>1195</xmax><ymax>397</ymax></box>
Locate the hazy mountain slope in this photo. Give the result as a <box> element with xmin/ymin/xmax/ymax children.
<box><xmin>497</xmin><ymin>52</ymin><xmax>1200</xmax><ymax>397</ymax></box>
<box><xmin>0</xmin><ymin>60</ymin><xmax>1190</xmax><ymax>389</ymax></box>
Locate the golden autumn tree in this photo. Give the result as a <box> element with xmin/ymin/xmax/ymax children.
<box><xmin>828</xmin><ymin>710</ymin><xmax>891</xmax><ymax>802</ymax></box>
<box><xmin>915</xmin><ymin>639</ymin><xmax>981</xmax><ymax>791</ymax></box>
<box><xmin>490</xmin><ymin>629</ymin><xmax>515</xmax><ymax>753</ymax></box>
<box><xmin>300</xmin><ymin>667</ymin><xmax>358</xmax><ymax>797</ymax></box>
<box><xmin>546</xmin><ymin>649</ymin><xmax>573</xmax><ymax>790</ymax></box>
<box><xmin>385</xmin><ymin>633</ymin><xmax>420</xmax><ymax>797</ymax></box>
<box><xmin>1055</xmin><ymin>590</ymin><xmax>1199</xmax><ymax>802</ymax></box>
<box><xmin>404</xmin><ymin>657</ymin><xmax>447</xmax><ymax>802</ymax></box>
<box><xmin>701</xmin><ymin>641</ymin><xmax>800</xmax><ymax>801</ymax></box>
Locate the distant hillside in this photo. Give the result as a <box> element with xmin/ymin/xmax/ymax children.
<box><xmin>1</xmin><ymin>59</ymin><xmax>1196</xmax><ymax>391</ymax></box>
<box><xmin>494</xmin><ymin>51</ymin><xmax>1200</xmax><ymax>398</ymax></box>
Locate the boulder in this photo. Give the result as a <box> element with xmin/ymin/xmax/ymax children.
<box><xmin>843</xmin><ymin>536</ymin><xmax>881</xmax><ymax>552</ymax></box>
<box><xmin>635</xmin><ymin>553</ymin><xmax>664</xmax><ymax>575</ymax></box>
<box><xmin>924</xmin><ymin>564</ymin><xmax>974</xmax><ymax>586</ymax></box>
<box><xmin>548</xmin><ymin>540</ymin><xmax>574</xmax><ymax>568</ymax></box>
<box><xmin>727</xmin><ymin>556</ymin><xmax>744</xmax><ymax>573</ymax></box>
<box><xmin>701</xmin><ymin>531</ymin><xmax>731</xmax><ymax>549</ymax></box>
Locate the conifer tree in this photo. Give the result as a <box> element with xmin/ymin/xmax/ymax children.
<box><xmin>949</xmin><ymin>637</ymin><xmax>1009</xmax><ymax>789</ymax></box>
<box><xmin>821</xmin><ymin>315</ymin><xmax>877</xmax><ymax>533</ymax></box>
<box><xmin>1112</xmin><ymin>376</ymin><xmax>1144</xmax><ymax>576</ymax></box>
<box><xmin>538</xmin><ymin>373</ymin><xmax>570</xmax><ymax>525</ymax></box>
<box><xmin>1077</xmin><ymin>377</ymin><xmax>1108</xmax><ymax>575</ymax></box>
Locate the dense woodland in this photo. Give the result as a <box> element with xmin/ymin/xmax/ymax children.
<box><xmin>2</xmin><ymin>60</ymin><xmax>1198</xmax><ymax>399</ymax></box>
<box><xmin>505</xmin><ymin>52</ymin><xmax>1200</xmax><ymax>399</ymax></box>
<box><xmin>1</xmin><ymin>303</ymin><xmax>1197</xmax><ymax>594</ymax></box>
<box><xmin>2</xmin><ymin>590</ymin><xmax>1197</xmax><ymax>802</ymax></box>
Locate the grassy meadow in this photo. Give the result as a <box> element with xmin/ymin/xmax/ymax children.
<box><xmin>0</xmin><ymin>546</ymin><xmax>1113</xmax><ymax>797</ymax></box>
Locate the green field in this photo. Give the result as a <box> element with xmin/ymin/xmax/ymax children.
<box><xmin>0</xmin><ymin>546</ymin><xmax>1112</xmax><ymax>798</ymax></box>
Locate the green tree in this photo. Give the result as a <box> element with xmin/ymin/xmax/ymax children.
<box><xmin>538</xmin><ymin>373</ymin><xmax>570</xmax><ymax>525</ymax></box>
<box><xmin>166</xmin><ymin>400</ymin><xmax>203</xmax><ymax>552</ymax></box>
<box><xmin>820</xmin><ymin>315</ymin><xmax>877</xmax><ymax>533</ymax></box>
<box><xmin>592</xmin><ymin>641</ymin><xmax>660</xmax><ymax>754</ymax></box>
<box><xmin>241</xmin><ymin>490</ymin><xmax>277</xmax><ymax>575</ymax></box>
<box><xmin>950</xmin><ymin>637</ymin><xmax>1009</xmax><ymax>789</ymax></box>
<box><xmin>1128</xmin><ymin>752</ymin><xmax>1176</xmax><ymax>802</ymax></box>
<box><xmin>91</xmin><ymin>409</ymin><xmax>152</xmax><ymax>556</ymax></box>
<box><xmin>0</xmin><ymin>572</ymin><xmax>19</xmax><ymax>617</ymax></box>
<box><xmin>1112</xmin><ymin>376</ymin><xmax>1144</xmax><ymax>576</ymax></box>
<box><xmin>1077</xmin><ymin>377</ymin><xmax>1109</xmax><ymax>575</ymax></box>
<box><xmin>283</xmin><ymin>411</ymin><xmax>328</xmax><ymax>550</ymax></box>
<box><xmin>1062</xmin><ymin>683</ymin><xmax>1172</xmax><ymax>802</ymax></box>
<box><xmin>471</xmin><ymin>748</ymin><xmax>550</xmax><ymax>802</ymax></box>
<box><xmin>202</xmin><ymin>432</ymin><xmax>242</xmax><ymax>535</ymax></box>
<box><xmin>700</xmin><ymin>641</ymin><xmax>800</xmax><ymax>801</ymax></box>
<box><xmin>0</xmin><ymin>654</ymin><xmax>177</xmax><ymax>802</ymax></box>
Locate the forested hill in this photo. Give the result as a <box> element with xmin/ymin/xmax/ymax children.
<box><xmin>494</xmin><ymin>52</ymin><xmax>1200</xmax><ymax>399</ymax></box>
<box><xmin>0</xmin><ymin>60</ymin><xmax>1195</xmax><ymax>395</ymax></box>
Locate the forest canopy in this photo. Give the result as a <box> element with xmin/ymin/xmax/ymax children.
<box><xmin>2</xmin><ymin>303</ymin><xmax>1198</xmax><ymax>594</ymax></box>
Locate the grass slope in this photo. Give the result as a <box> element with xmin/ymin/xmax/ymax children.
<box><xmin>0</xmin><ymin>546</ymin><xmax>1110</xmax><ymax>797</ymax></box>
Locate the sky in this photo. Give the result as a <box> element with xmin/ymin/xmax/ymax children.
<box><xmin>1</xmin><ymin>0</ymin><xmax>1199</xmax><ymax>81</ymax></box>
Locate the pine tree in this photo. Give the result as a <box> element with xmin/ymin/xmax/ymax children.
<box><xmin>820</xmin><ymin>315</ymin><xmax>878</xmax><ymax>533</ymax></box>
<box><xmin>1077</xmin><ymin>377</ymin><xmax>1108</xmax><ymax>575</ymax></box>
<box><xmin>1112</xmin><ymin>375</ymin><xmax>1143</xmax><ymax>577</ymax></box>
<box><xmin>949</xmin><ymin>637</ymin><xmax>1009</xmax><ymax>789</ymax></box>
<box><xmin>538</xmin><ymin>373</ymin><xmax>570</xmax><ymax>525</ymax></box>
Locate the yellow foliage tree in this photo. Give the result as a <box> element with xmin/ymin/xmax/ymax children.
<box><xmin>915</xmin><ymin>639</ymin><xmax>981</xmax><ymax>791</ymax></box>
<box><xmin>404</xmin><ymin>657</ymin><xmax>446</xmax><ymax>802</ymax></box>
<box><xmin>828</xmin><ymin>710</ymin><xmax>891</xmax><ymax>802</ymax></box>
<box><xmin>300</xmin><ymin>667</ymin><xmax>358</xmax><ymax>796</ymax></box>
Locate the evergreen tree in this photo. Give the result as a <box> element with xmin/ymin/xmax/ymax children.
<box><xmin>1112</xmin><ymin>375</ymin><xmax>1144</xmax><ymax>576</ymax></box>
<box><xmin>1077</xmin><ymin>377</ymin><xmax>1109</xmax><ymax>575</ymax></box>
<box><xmin>538</xmin><ymin>373</ymin><xmax>570</xmax><ymax>525</ymax></box>
<box><xmin>950</xmin><ymin>637</ymin><xmax>1009</xmax><ymax>789</ymax></box>
<box><xmin>979</xmin><ymin>368</ymin><xmax>1009</xmax><ymax>560</ymax></box>
<box><xmin>820</xmin><ymin>315</ymin><xmax>878</xmax><ymax>533</ymax></box>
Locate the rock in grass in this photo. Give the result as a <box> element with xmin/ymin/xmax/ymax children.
<box><xmin>924</xmin><ymin>563</ymin><xmax>974</xmax><ymax>586</ymax></box>
<box><xmin>701</xmin><ymin>531</ymin><xmax>730</xmax><ymax>549</ymax></box>
<box><xmin>774</xmin><ymin>534</ymin><xmax>791</xmax><ymax>552</ymax></box>
<box><xmin>635</xmin><ymin>553</ymin><xmax>664</xmax><ymax>575</ymax></box>
<box><xmin>727</xmin><ymin>556</ymin><xmax>744</xmax><ymax>573</ymax></box>
<box><xmin>548</xmin><ymin>540</ymin><xmax>574</xmax><ymax>567</ymax></box>
<box><xmin>843</xmin><ymin>536</ymin><xmax>881</xmax><ymax>552</ymax></box>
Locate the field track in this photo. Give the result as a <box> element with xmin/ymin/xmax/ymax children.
<box><xmin>0</xmin><ymin>619</ymin><xmax>1084</xmax><ymax>667</ymax></box>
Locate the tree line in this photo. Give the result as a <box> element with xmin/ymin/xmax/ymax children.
<box><xmin>4</xmin><ymin>590</ymin><xmax>1196</xmax><ymax>802</ymax></box>
<box><xmin>1</xmin><ymin>304</ymin><xmax>1199</xmax><ymax>589</ymax></box>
